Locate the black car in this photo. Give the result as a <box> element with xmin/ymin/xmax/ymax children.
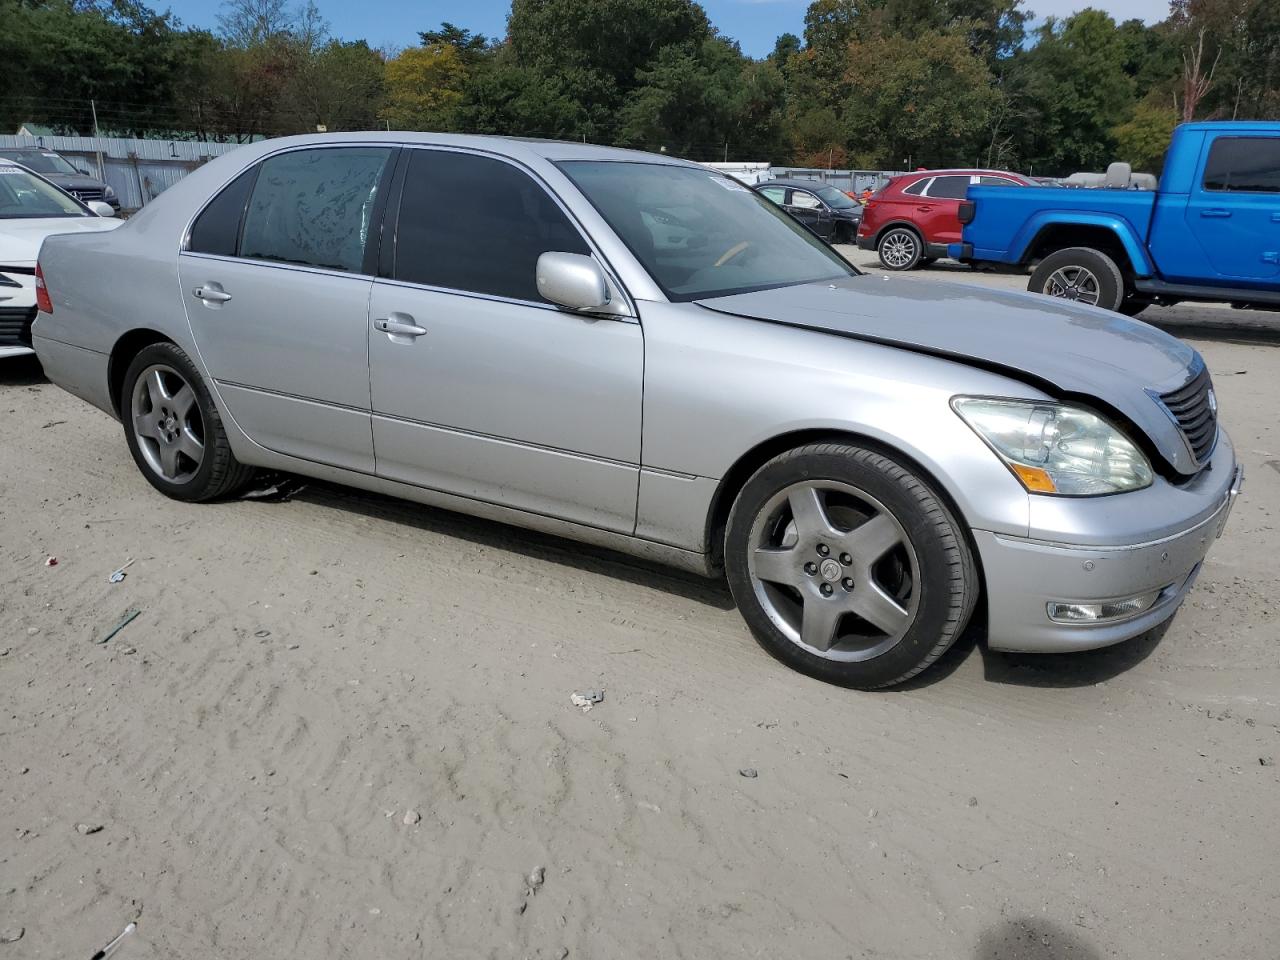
<box><xmin>0</xmin><ymin>147</ymin><xmax>120</xmax><ymax>212</ymax></box>
<box><xmin>753</xmin><ymin>178</ymin><xmax>863</xmax><ymax>244</ymax></box>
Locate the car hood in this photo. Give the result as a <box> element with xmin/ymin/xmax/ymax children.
<box><xmin>0</xmin><ymin>216</ymin><xmax>121</xmax><ymax>265</ymax></box>
<box><xmin>698</xmin><ymin>274</ymin><xmax>1203</xmax><ymax>475</ymax></box>
<box><xmin>47</xmin><ymin>173</ymin><xmax>105</xmax><ymax>189</ymax></box>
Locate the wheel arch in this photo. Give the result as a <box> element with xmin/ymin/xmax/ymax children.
<box><xmin>873</xmin><ymin>220</ymin><xmax>924</xmax><ymax>247</ymax></box>
<box><xmin>108</xmin><ymin>328</ymin><xmax>177</xmax><ymax>418</ymax></box>
<box><xmin>703</xmin><ymin>429</ymin><xmax>986</xmax><ymax>605</ymax></box>
<box><xmin>1018</xmin><ymin>218</ymin><xmax>1154</xmax><ymax>278</ymax></box>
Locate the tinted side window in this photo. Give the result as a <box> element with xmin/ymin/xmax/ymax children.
<box><xmin>926</xmin><ymin>175</ymin><xmax>971</xmax><ymax>199</ymax></box>
<box><xmin>902</xmin><ymin>178</ymin><xmax>929</xmax><ymax>196</ymax></box>
<box><xmin>395</xmin><ymin>151</ymin><xmax>589</xmax><ymax>302</ymax></box>
<box><xmin>1203</xmin><ymin>137</ymin><xmax>1280</xmax><ymax>193</ymax></box>
<box><xmin>188</xmin><ymin>167</ymin><xmax>256</xmax><ymax>256</ymax></box>
<box><xmin>979</xmin><ymin>176</ymin><xmax>1017</xmax><ymax>186</ymax></box>
<box><xmin>240</xmin><ymin>147</ymin><xmax>392</xmax><ymax>272</ymax></box>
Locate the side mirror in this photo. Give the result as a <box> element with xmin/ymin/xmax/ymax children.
<box><xmin>77</xmin><ymin>166</ymin><xmax>93</xmax><ymax>176</ymax></box>
<box><xmin>88</xmin><ymin>201</ymin><xmax>116</xmax><ymax>218</ymax></box>
<box><xmin>536</xmin><ymin>252</ymin><xmax>609</xmax><ymax>311</ymax></box>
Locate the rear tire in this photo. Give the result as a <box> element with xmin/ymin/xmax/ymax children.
<box><xmin>724</xmin><ymin>442</ymin><xmax>977</xmax><ymax>689</ymax></box>
<box><xmin>877</xmin><ymin>227</ymin><xmax>923</xmax><ymax>271</ymax></box>
<box><xmin>121</xmin><ymin>341</ymin><xmax>255</xmax><ymax>502</ymax></box>
<box><xmin>1029</xmin><ymin>247</ymin><xmax>1126</xmax><ymax>312</ymax></box>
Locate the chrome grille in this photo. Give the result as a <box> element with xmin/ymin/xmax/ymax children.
<box><xmin>0</xmin><ymin>306</ymin><xmax>37</xmax><ymax>347</ymax></box>
<box><xmin>70</xmin><ymin>188</ymin><xmax>104</xmax><ymax>202</ymax></box>
<box><xmin>1159</xmin><ymin>365</ymin><xmax>1217</xmax><ymax>464</ymax></box>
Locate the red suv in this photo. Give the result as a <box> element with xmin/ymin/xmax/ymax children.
<box><xmin>856</xmin><ymin>169</ymin><xmax>1031</xmax><ymax>270</ymax></box>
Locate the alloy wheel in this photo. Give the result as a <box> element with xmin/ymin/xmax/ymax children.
<box><xmin>880</xmin><ymin>231</ymin><xmax>917</xmax><ymax>268</ymax></box>
<box><xmin>1043</xmin><ymin>265</ymin><xmax>1101</xmax><ymax>306</ymax></box>
<box><xmin>746</xmin><ymin>480</ymin><xmax>920</xmax><ymax>662</ymax></box>
<box><xmin>131</xmin><ymin>363</ymin><xmax>205</xmax><ymax>483</ymax></box>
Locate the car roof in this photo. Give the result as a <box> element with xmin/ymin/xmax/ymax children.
<box><xmin>0</xmin><ymin>147</ymin><xmax>43</xmax><ymax>154</ymax></box>
<box><xmin>895</xmin><ymin>168</ymin><xmax>1026</xmax><ymax>180</ymax></box>
<box><xmin>215</xmin><ymin>131</ymin><xmax>700</xmax><ymax>168</ymax></box>
<box><xmin>757</xmin><ymin>179</ymin><xmax>844</xmax><ymax>191</ymax></box>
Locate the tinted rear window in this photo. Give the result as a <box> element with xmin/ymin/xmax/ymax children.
<box><xmin>926</xmin><ymin>175</ymin><xmax>971</xmax><ymax>199</ymax></box>
<box><xmin>1203</xmin><ymin>137</ymin><xmax>1280</xmax><ymax>193</ymax></box>
<box><xmin>240</xmin><ymin>147</ymin><xmax>392</xmax><ymax>272</ymax></box>
<box><xmin>394</xmin><ymin>150</ymin><xmax>589</xmax><ymax>303</ymax></box>
<box><xmin>188</xmin><ymin>167</ymin><xmax>256</xmax><ymax>256</ymax></box>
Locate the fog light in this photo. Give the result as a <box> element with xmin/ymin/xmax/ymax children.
<box><xmin>1047</xmin><ymin>589</ymin><xmax>1163</xmax><ymax>624</ymax></box>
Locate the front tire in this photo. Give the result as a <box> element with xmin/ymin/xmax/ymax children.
<box><xmin>877</xmin><ymin>227</ymin><xmax>923</xmax><ymax>270</ymax></box>
<box><xmin>121</xmin><ymin>341</ymin><xmax>255</xmax><ymax>501</ymax></box>
<box><xmin>1029</xmin><ymin>247</ymin><xmax>1126</xmax><ymax>312</ymax></box>
<box><xmin>724</xmin><ymin>443</ymin><xmax>977</xmax><ymax>689</ymax></box>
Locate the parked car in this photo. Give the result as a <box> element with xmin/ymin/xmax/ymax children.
<box><xmin>0</xmin><ymin>147</ymin><xmax>120</xmax><ymax>213</ymax></box>
<box><xmin>34</xmin><ymin>134</ymin><xmax>1241</xmax><ymax>689</ymax></box>
<box><xmin>754</xmin><ymin>179</ymin><xmax>863</xmax><ymax>243</ymax></box>
<box><xmin>0</xmin><ymin>159</ymin><xmax>119</xmax><ymax>359</ymax></box>
<box><xmin>952</xmin><ymin>121</ymin><xmax>1280</xmax><ymax>314</ymax></box>
<box><xmin>857</xmin><ymin>168</ymin><xmax>1032</xmax><ymax>270</ymax></box>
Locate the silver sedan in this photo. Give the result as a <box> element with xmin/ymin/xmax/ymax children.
<box><xmin>33</xmin><ymin>134</ymin><xmax>1243</xmax><ymax>688</ymax></box>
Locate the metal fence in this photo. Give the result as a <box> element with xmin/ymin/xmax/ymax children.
<box><xmin>768</xmin><ymin>168</ymin><xmax>907</xmax><ymax>194</ymax></box>
<box><xmin>0</xmin><ymin>135</ymin><xmax>247</xmax><ymax>211</ymax></box>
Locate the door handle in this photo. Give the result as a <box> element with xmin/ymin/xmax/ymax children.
<box><xmin>916</xmin><ymin>205</ymin><xmax>933</xmax><ymax>212</ymax></box>
<box><xmin>1262</xmin><ymin>252</ymin><xmax>1279</xmax><ymax>264</ymax></box>
<box><xmin>1200</xmin><ymin>209</ymin><xmax>1232</xmax><ymax>218</ymax></box>
<box><xmin>374</xmin><ymin>316</ymin><xmax>427</xmax><ymax>338</ymax></box>
<box><xmin>192</xmin><ymin>285</ymin><xmax>232</xmax><ymax>303</ymax></box>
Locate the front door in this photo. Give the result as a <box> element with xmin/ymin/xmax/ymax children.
<box><xmin>179</xmin><ymin>145</ymin><xmax>396</xmax><ymax>472</ymax></box>
<box><xmin>1186</xmin><ymin>135</ymin><xmax>1280</xmax><ymax>284</ymax></box>
<box><xmin>786</xmin><ymin>188</ymin><xmax>833</xmax><ymax>239</ymax></box>
<box><xmin>367</xmin><ymin>148</ymin><xmax>644</xmax><ymax>533</ymax></box>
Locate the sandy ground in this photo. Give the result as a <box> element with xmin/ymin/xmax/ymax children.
<box><xmin>2</xmin><ymin>262</ymin><xmax>1279</xmax><ymax>960</ymax></box>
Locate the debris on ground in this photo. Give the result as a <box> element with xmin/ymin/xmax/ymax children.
<box><xmin>527</xmin><ymin>866</ymin><xmax>545</xmax><ymax>892</ymax></box>
<box><xmin>254</xmin><ymin>629</ymin><xmax>271</xmax><ymax>638</ymax></box>
<box><xmin>570</xmin><ymin>690</ymin><xmax>604</xmax><ymax>712</ymax></box>
<box><xmin>241</xmin><ymin>475</ymin><xmax>308</xmax><ymax>502</ymax></box>
<box><xmin>44</xmin><ymin>556</ymin><xmax>57</xmax><ymax>567</ymax></box>
<box><xmin>94</xmin><ymin>609</ymin><xmax>141</xmax><ymax>645</ymax></box>
<box><xmin>0</xmin><ymin>927</ymin><xmax>23</xmax><ymax>944</ymax></box>
<box><xmin>1261</xmin><ymin>757</ymin><xmax>1275</xmax><ymax>767</ymax></box>
<box><xmin>739</xmin><ymin>768</ymin><xmax>758</xmax><ymax>779</ymax></box>
<box><xmin>41</xmin><ymin>420</ymin><xmax>66</xmax><ymax>429</ymax></box>
<box><xmin>967</xmin><ymin>796</ymin><xmax>979</xmax><ymax>807</ymax></box>
<box><xmin>88</xmin><ymin>921</ymin><xmax>135</xmax><ymax>960</ymax></box>
<box><xmin>118</xmin><ymin>645</ymin><xmax>137</xmax><ymax>656</ymax></box>
<box><xmin>403</xmin><ymin>809</ymin><xmax>421</xmax><ymax>825</ymax></box>
<box><xmin>76</xmin><ymin>822</ymin><xmax>104</xmax><ymax>835</ymax></box>
<box><xmin>107</xmin><ymin>559</ymin><xmax>135</xmax><ymax>584</ymax></box>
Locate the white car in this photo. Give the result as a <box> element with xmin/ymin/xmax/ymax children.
<box><xmin>1</xmin><ymin>159</ymin><xmax>120</xmax><ymax>358</ymax></box>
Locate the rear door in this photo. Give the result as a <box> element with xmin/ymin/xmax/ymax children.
<box><xmin>1186</xmin><ymin>135</ymin><xmax>1280</xmax><ymax>283</ymax></box>
<box><xmin>916</xmin><ymin>174</ymin><xmax>971</xmax><ymax>245</ymax></box>
<box><xmin>178</xmin><ymin>145</ymin><xmax>396</xmax><ymax>472</ymax></box>
<box><xmin>366</xmin><ymin>148</ymin><xmax>643</xmax><ymax>533</ymax></box>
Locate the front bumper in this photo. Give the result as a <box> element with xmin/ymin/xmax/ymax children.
<box><xmin>976</xmin><ymin>455</ymin><xmax>1243</xmax><ymax>654</ymax></box>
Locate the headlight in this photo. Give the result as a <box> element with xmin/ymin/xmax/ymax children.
<box><xmin>953</xmin><ymin>398</ymin><xmax>1153</xmax><ymax>495</ymax></box>
<box><xmin>103</xmin><ymin>185</ymin><xmax>116</xmax><ymax>199</ymax></box>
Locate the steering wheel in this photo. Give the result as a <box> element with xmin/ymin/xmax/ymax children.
<box><xmin>714</xmin><ymin>240</ymin><xmax>751</xmax><ymax>268</ymax></box>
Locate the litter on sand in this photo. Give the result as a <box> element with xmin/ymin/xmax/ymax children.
<box><xmin>94</xmin><ymin>609</ymin><xmax>141</xmax><ymax>645</ymax></box>
<box><xmin>570</xmin><ymin>690</ymin><xmax>605</xmax><ymax>712</ymax></box>
<box><xmin>107</xmin><ymin>559</ymin><xmax>135</xmax><ymax>584</ymax></box>
<box><xmin>44</xmin><ymin>556</ymin><xmax>58</xmax><ymax>567</ymax></box>
<box><xmin>89</xmin><ymin>921</ymin><xmax>136</xmax><ymax>960</ymax></box>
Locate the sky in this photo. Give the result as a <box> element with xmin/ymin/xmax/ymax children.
<box><xmin>163</xmin><ymin>0</ymin><xmax>1175</xmax><ymax>59</ymax></box>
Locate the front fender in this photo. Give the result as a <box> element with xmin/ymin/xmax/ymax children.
<box><xmin>1012</xmin><ymin>211</ymin><xmax>1154</xmax><ymax>277</ymax></box>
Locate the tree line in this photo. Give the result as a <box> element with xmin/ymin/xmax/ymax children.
<box><xmin>1</xmin><ymin>0</ymin><xmax>1276</xmax><ymax>176</ymax></box>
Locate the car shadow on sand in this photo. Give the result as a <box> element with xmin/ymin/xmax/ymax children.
<box><xmin>0</xmin><ymin>354</ymin><xmax>47</xmax><ymax>386</ymax></box>
<box><xmin>270</xmin><ymin>476</ymin><xmax>738</xmax><ymax>611</ymax></box>
<box><xmin>974</xmin><ymin>918</ymin><xmax>1103</xmax><ymax>960</ymax></box>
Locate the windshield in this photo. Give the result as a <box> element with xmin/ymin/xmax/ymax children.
<box><xmin>815</xmin><ymin>185</ymin><xmax>857</xmax><ymax>209</ymax></box>
<box><xmin>0</xmin><ymin>150</ymin><xmax>80</xmax><ymax>176</ymax></box>
<box><xmin>558</xmin><ymin>161</ymin><xmax>855</xmax><ymax>301</ymax></box>
<box><xmin>0</xmin><ymin>166</ymin><xmax>88</xmax><ymax>219</ymax></box>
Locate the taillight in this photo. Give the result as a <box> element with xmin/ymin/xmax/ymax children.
<box><xmin>35</xmin><ymin>262</ymin><xmax>52</xmax><ymax>314</ymax></box>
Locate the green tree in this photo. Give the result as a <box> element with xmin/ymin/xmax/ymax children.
<box><xmin>1113</xmin><ymin>96</ymin><xmax>1178</xmax><ymax>173</ymax></box>
<box><xmin>380</xmin><ymin>44</ymin><xmax>467</xmax><ymax>131</ymax></box>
